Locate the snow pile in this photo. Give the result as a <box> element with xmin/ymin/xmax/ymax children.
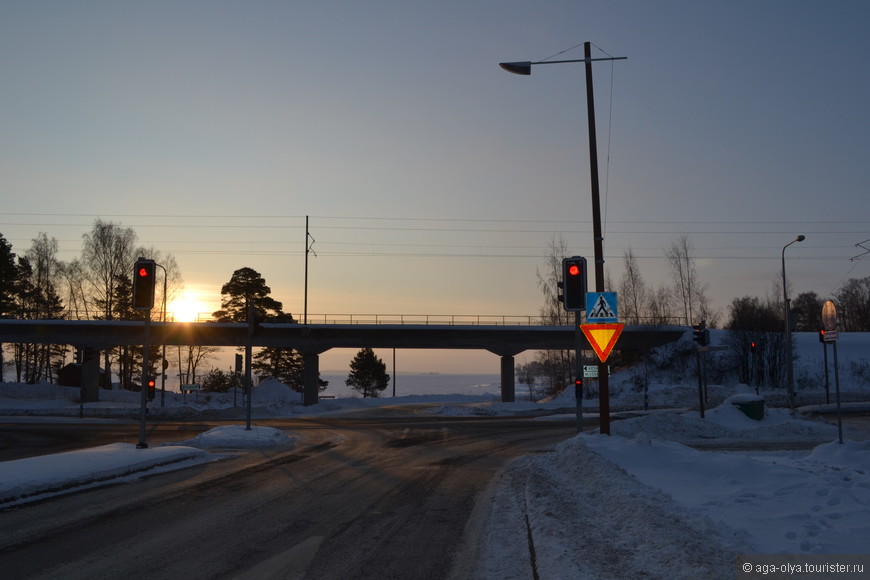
<box><xmin>585</xmin><ymin>434</ymin><xmax>870</xmax><ymax>554</ymax></box>
<box><xmin>0</xmin><ymin>443</ymin><xmax>214</xmax><ymax>507</ymax></box>
<box><xmin>170</xmin><ymin>424</ymin><xmax>294</xmax><ymax>449</ymax></box>
<box><xmin>611</xmin><ymin>394</ymin><xmax>838</xmax><ymax>445</ymax></box>
<box><xmin>474</xmin><ymin>398</ymin><xmax>870</xmax><ymax>578</ymax></box>
<box><xmin>0</xmin><ymin>425</ymin><xmax>293</xmax><ymax>507</ymax></box>
<box><xmin>476</xmin><ymin>436</ymin><xmax>752</xmax><ymax>579</ymax></box>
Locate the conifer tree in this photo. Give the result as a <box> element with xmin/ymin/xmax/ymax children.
<box><xmin>346</xmin><ymin>348</ymin><xmax>390</xmax><ymax>398</ymax></box>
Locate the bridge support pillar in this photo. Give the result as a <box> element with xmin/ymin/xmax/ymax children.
<box><xmin>499</xmin><ymin>354</ymin><xmax>515</xmax><ymax>403</ymax></box>
<box><xmin>302</xmin><ymin>352</ymin><xmax>320</xmax><ymax>406</ymax></box>
<box><xmin>80</xmin><ymin>346</ymin><xmax>101</xmax><ymax>403</ymax></box>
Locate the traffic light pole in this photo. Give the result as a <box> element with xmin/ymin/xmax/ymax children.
<box><xmin>574</xmin><ymin>311</ymin><xmax>583</xmax><ymax>434</ymax></box>
<box><xmin>245</xmin><ymin>300</ymin><xmax>254</xmax><ymax>431</ymax></box>
<box><xmin>137</xmin><ymin>309</ymin><xmax>150</xmax><ymax>449</ymax></box>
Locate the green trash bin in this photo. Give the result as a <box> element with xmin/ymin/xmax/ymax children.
<box><xmin>732</xmin><ymin>396</ymin><xmax>765</xmax><ymax>420</ymax></box>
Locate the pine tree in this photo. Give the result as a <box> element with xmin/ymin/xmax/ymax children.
<box><xmin>346</xmin><ymin>348</ymin><xmax>390</xmax><ymax>398</ymax></box>
<box><xmin>212</xmin><ymin>267</ymin><xmax>284</xmax><ymax>322</ymax></box>
<box><xmin>0</xmin><ymin>233</ymin><xmax>18</xmax><ymax>317</ymax></box>
<box><xmin>253</xmin><ymin>346</ymin><xmax>305</xmax><ymax>389</ymax></box>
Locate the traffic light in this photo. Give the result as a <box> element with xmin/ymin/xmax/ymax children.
<box><xmin>750</xmin><ymin>341</ymin><xmax>757</xmax><ymax>354</ymax></box>
<box><xmin>561</xmin><ymin>256</ymin><xmax>588</xmax><ymax>311</ymax></box>
<box><xmin>146</xmin><ymin>377</ymin><xmax>156</xmax><ymax>400</ymax></box>
<box><xmin>692</xmin><ymin>321</ymin><xmax>709</xmax><ymax>346</ymax></box>
<box><xmin>818</xmin><ymin>329</ymin><xmax>826</xmax><ymax>343</ymax></box>
<box><xmin>132</xmin><ymin>258</ymin><xmax>157</xmax><ymax>310</ymax></box>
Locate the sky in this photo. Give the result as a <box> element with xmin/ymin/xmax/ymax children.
<box><xmin>2</xmin><ymin>1</ymin><xmax>869</xmax><ymax>372</ymax></box>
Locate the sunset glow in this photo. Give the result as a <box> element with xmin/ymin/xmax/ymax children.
<box><xmin>168</xmin><ymin>296</ymin><xmax>210</xmax><ymax>323</ymax></box>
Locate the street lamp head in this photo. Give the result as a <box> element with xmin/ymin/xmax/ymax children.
<box><xmin>797</xmin><ymin>235</ymin><xmax>806</xmax><ymax>242</ymax></box>
<box><xmin>499</xmin><ymin>61</ymin><xmax>532</xmax><ymax>75</ymax></box>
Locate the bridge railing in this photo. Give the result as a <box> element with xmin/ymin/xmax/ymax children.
<box><xmin>301</xmin><ymin>314</ymin><xmax>549</xmax><ymax>326</ymax></box>
<box><xmin>24</xmin><ymin>310</ymin><xmax>688</xmax><ymax>327</ymax></box>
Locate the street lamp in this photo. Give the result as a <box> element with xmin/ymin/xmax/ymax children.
<box><xmin>782</xmin><ymin>234</ymin><xmax>805</xmax><ymax>409</ymax></box>
<box><xmin>500</xmin><ymin>42</ymin><xmax>626</xmax><ymax>434</ymax></box>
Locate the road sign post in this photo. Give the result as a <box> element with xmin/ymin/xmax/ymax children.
<box><xmin>822</xmin><ymin>300</ymin><xmax>843</xmax><ymax>444</ymax></box>
<box><xmin>585</xmin><ymin>291</ymin><xmax>620</xmax><ymax>435</ymax></box>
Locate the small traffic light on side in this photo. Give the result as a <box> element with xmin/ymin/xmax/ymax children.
<box><xmin>692</xmin><ymin>321</ymin><xmax>710</xmax><ymax>346</ymax></box>
<box><xmin>818</xmin><ymin>329</ymin><xmax>825</xmax><ymax>343</ymax></box>
<box><xmin>750</xmin><ymin>341</ymin><xmax>757</xmax><ymax>353</ymax></box>
<box><xmin>561</xmin><ymin>256</ymin><xmax>587</xmax><ymax>312</ymax></box>
<box><xmin>132</xmin><ymin>258</ymin><xmax>157</xmax><ymax>310</ymax></box>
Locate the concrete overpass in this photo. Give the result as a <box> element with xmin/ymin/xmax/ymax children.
<box><xmin>0</xmin><ymin>320</ymin><xmax>685</xmax><ymax>404</ymax></box>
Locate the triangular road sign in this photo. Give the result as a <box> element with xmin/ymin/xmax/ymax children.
<box><xmin>581</xmin><ymin>323</ymin><xmax>625</xmax><ymax>362</ymax></box>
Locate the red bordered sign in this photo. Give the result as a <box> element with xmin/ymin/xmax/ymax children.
<box><xmin>581</xmin><ymin>323</ymin><xmax>625</xmax><ymax>362</ymax></box>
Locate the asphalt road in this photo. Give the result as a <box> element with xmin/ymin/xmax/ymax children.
<box><xmin>0</xmin><ymin>409</ymin><xmax>577</xmax><ymax>579</ymax></box>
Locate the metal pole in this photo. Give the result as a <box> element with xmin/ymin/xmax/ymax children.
<box><xmin>833</xmin><ymin>341</ymin><xmax>843</xmax><ymax>444</ymax></box>
<box><xmin>245</xmin><ymin>300</ymin><xmax>253</xmax><ymax>430</ymax></box>
<box><xmin>823</xmin><ymin>340</ymin><xmax>830</xmax><ymax>405</ymax></box>
<box><xmin>696</xmin><ymin>348</ymin><xmax>705</xmax><ymax>419</ymax></box>
<box><xmin>574</xmin><ymin>310</ymin><xmax>583</xmax><ymax>434</ymax></box>
<box><xmin>583</xmin><ymin>41</ymin><xmax>610</xmax><ymax>435</ymax></box>
<box><xmin>304</xmin><ymin>215</ymin><xmax>309</xmax><ymax>325</ymax></box>
<box><xmin>781</xmin><ymin>236</ymin><xmax>804</xmax><ymax>410</ymax></box>
<box><xmin>137</xmin><ymin>310</ymin><xmax>150</xmax><ymax>449</ymax></box>
<box><xmin>158</xmin><ymin>264</ymin><xmax>167</xmax><ymax>408</ymax></box>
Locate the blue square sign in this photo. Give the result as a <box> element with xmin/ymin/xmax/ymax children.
<box><xmin>586</xmin><ymin>292</ymin><xmax>618</xmax><ymax>322</ymax></box>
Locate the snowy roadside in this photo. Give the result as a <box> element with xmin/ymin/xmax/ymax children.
<box><xmin>0</xmin><ymin>425</ymin><xmax>293</xmax><ymax>508</ymax></box>
<box><xmin>473</xmin><ymin>438</ymin><xmax>753</xmax><ymax>580</ymax></box>
<box><xmin>470</xmin><ymin>398</ymin><xmax>870</xmax><ymax>579</ymax></box>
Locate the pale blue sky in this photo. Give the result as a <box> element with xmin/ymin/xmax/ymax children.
<box><xmin>2</xmin><ymin>1</ymin><xmax>868</xmax><ymax>371</ymax></box>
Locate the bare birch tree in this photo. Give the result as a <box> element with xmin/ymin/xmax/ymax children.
<box><xmin>665</xmin><ymin>235</ymin><xmax>714</xmax><ymax>326</ymax></box>
<box><xmin>618</xmin><ymin>248</ymin><xmax>648</xmax><ymax>325</ymax></box>
<box><xmin>81</xmin><ymin>220</ymin><xmax>138</xmax><ymax>320</ymax></box>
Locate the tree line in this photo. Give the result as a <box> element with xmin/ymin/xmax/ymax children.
<box><xmin>0</xmin><ymin>222</ymin><xmax>391</xmax><ymax>398</ymax></box>
<box><xmin>2</xmin><ymin>224</ymin><xmax>867</xmax><ymax>396</ymax></box>
<box><xmin>0</xmin><ymin>221</ymin><xmax>180</xmax><ymax>386</ymax></box>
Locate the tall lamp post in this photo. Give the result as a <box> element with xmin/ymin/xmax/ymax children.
<box><xmin>500</xmin><ymin>42</ymin><xmax>626</xmax><ymax>434</ymax></box>
<box><xmin>782</xmin><ymin>234</ymin><xmax>805</xmax><ymax>409</ymax></box>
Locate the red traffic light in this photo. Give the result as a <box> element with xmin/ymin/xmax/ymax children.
<box><xmin>133</xmin><ymin>258</ymin><xmax>157</xmax><ymax>310</ymax></box>
<box><xmin>574</xmin><ymin>378</ymin><xmax>582</xmax><ymax>388</ymax></box>
<box><xmin>147</xmin><ymin>379</ymin><xmax>156</xmax><ymax>388</ymax></box>
<box><xmin>561</xmin><ymin>256</ymin><xmax>587</xmax><ymax>312</ymax></box>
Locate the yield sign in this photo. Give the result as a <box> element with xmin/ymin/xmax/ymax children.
<box><xmin>581</xmin><ymin>323</ymin><xmax>624</xmax><ymax>362</ymax></box>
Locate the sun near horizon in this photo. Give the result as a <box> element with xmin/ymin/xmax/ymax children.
<box><xmin>167</xmin><ymin>292</ymin><xmax>215</xmax><ymax>323</ymax></box>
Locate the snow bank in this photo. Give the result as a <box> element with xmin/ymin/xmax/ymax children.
<box><xmin>0</xmin><ymin>443</ymin><xmax>214</xmax><ymax>507</ymax></box>
<box><xmin>475</xmin><ymin>436</ymin><xmax>753</xmax><ymax>579</ymax></box>
<box><xmin>169</xmin><ymin>425</ymin><xmax>294</xmax><ymax>449</ymax></box>
<box><xmin>610</xmin><ymin>395</ymin><xmax>838</xmax><ymax>445</ymax></box>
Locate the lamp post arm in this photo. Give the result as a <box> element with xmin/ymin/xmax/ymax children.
<box><xmin>533</xmin><ymin>57</ymin><xmax>627</xmax><ymax>65</ymax></box>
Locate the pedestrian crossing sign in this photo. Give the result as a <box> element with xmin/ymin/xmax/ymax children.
<box><xmin>586</xmin><ymin>292</ymin><xmax>618</xmax><ymax>322</ymax></box>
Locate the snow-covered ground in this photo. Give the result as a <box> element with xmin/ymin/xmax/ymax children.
<box><xmin>2</xmin><ymin>331</ymin><xmax>869</xmax><ymax>578</ymax></box>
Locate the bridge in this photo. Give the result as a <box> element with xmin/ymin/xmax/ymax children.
<box><xmin>0</xmin><ymin>319</ymin><xmax>685</xmax><ymax>405</ymax></box>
